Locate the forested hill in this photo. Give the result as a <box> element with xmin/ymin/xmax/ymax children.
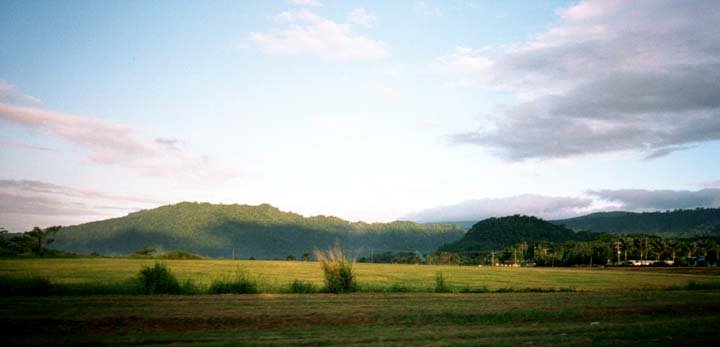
<box><xmin>438</xmin><ymin>215</ymin><xmax>591</xmax><ymax>253</ymax></box>
<box><xmin>552</xmin><ymin>208</ymin><xmax>720</xmax><ymax>237</ymax></box>
<box><xmin>52</xmin><ymin>202</ymin><xmax>465</xmax><ymax>258</ymax></box>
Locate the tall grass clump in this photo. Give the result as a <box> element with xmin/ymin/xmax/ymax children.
<box><xmin>209</xmin><ymin>268</ymin><xmax>258</xmax><ymax>294</ymax></box>
<box><xmin>315</xmin><ymin>243</ymin><xmax>357</xmax><ymax>293</ymax></box>
<box><xmin>435</xmin><ymin>272</ymin><xmax>451</xmax><ymax>293</ymax></box>
<box><xmin>136</xmin><ymin>262</ymin><xmax>181</xmax><ymax>294</ymax></box>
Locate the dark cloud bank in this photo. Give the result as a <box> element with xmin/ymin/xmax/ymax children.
<box><xmin>449</xmin><ymin>0</ymin><xmax>720</xmax><ymax>160</ymax></box>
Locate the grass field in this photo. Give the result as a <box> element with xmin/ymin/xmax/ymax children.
<box><xmin>3</xmin><ymin>291</ymin><xmax>720</xmax><ymax>346</ymax></box>
<box><xmin>2</xmin><ymin>259</ymin><xmax>720</xmax><ymax>346</ymax></box>
<box><xmin>2</xmin><ymin>258</ymin><xmax>720</xmax><ymax>292</ymax></box>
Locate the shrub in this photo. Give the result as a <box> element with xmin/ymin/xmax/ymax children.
<box><xmin>0</xmin><ymin>276</ymin><xmax>56</xmax><ymax>296</ymax></box>
<box><xmin>287</xmin><ymin>279</ymin><xmax>318</xmax><ymax>293</ymax></box>
<box><xmin>388</xmin><ymin>283</ymin><xmax>413</xmax><ymax>292</ymax></box>
<box><xmin>686</xmin><ymin>281</ymin><xmax>720</xmax><ymax>290</ymax></box>
<box><xmin>434</xmin><ymin>272</ymin><xmax>451</xmax><ymax>293</ymax></box>
<box><xmin>136</xmin><ymin>262</ymin><xmax>181</xmax><ymax>294</ymax></box>
<box><xmin>315</xmin><ymin>243</ymin><xmax>357</xmax><ymax>293</ymax></box>
<box><xmin>209</xmin><ymin>269</ymin><xmax>258</xmax><ymax>294</ymax></box>
<box><xmin>155</xmin><ymin>250</ymin><xmax>203</xmax><ymax>260</ymax></box>
<box><xmin>459</xmin><ymin>285</ymin><xmax>489</xmax><ymax>293</ymax></box>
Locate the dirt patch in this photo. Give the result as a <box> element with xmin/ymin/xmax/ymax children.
<box><xmin>0</xmin><ymin>312</ymin><xmax>376</xmax><ymax>334</ymax></box>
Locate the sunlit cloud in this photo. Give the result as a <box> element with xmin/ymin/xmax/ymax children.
<box><xmin>250</xmin><ymin>9</ymin><xmax>387</xmax><ymax>61</ymax></box>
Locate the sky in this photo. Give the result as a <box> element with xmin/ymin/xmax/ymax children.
<box><xmin>1</xmin><ymin>0</ymin><xmax>720</xmax><ymax>231</ymax></box>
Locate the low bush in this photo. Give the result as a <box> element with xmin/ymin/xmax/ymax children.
<box><xmin>459</xmin><ymin>285</ymin><xmax>489</xmax><ymax>293</ymax></box>
<box><xmin>287</xmin><ymin>279</ymin><xmax>318</xmax><ymax>293</ymax></box>
<box><xmin>209</xmin><ymin>269</ymin><xmax>258</xmax><ymax>294</ymax></box>
<box><xmin>136</xmin><ymin>262</ymin><xmax>181</xmax><ymax>294</ymax></box>
<box><xmin>155</xmin><ymin>250</ymin><xmax>204</xmax><ymax>260</ymax></box>
<box><xmin>387</xmin><ymin>283</ymin><xmax>414</xmax><ymax>292</ymax></box>
<box><xmin>686</xmin><ymin>281</ymin><xmax>720</xmax><ymax>290</ymax></box>
<box><xmin>0</xmin><ymin>276</ymin><xmax>56</xmax><ymax>295</ymax></box>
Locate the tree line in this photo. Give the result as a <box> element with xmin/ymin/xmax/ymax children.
<box><xmin>0</xmin><ymin>226</ymin><xmax>62</xmax><ymax>257</ymax></box>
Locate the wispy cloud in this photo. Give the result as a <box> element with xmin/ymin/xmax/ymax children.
<box><xmin>348</xmin><ymin>8</ymin><xmax>376</xmax><ymax>28</ymax></box>
<box><xmin>414</xmin><ymin>1</ymin><xmax>442</xmax><ymax>17</ymax></box>
<box><xmin>0</xmin><ymin>102</ymin><xmax>240</xmax><ymax>180</ymax></box>
<box><xmin>404</xmin><ymin>194</ymin><xmax>593</xmax><ymax>222</ymax></box>
<box><xmin>0</xmin><ymin>179</ymin><xmax>163</xmax><ymax>231</ymax></box>
<box><xmin>250</xmin><ymin>9</ymin><xmax>387</xmax><ymax>61</ymax></box>
<box><xmin>0</xmin><ymin>179</ymin><xmax>165</xmax><ymax>205</ymax></box>
<box><xmin>0</xmin><ymin>80</ymin><xmax>41</xmax><ymax>104</ymax></box>
<box><xmin>290</xmin><ymin>0</ymin><xmax>322</xmax><ymax>7</ymax></box>
<box><xmin>698</xmin><ymin>180</ymin><xmax>720</xmax><ymax>188</ymax></box>
<box><xmin>438</xmin><ymin>0</ymin><xmax>720</xmax><ymax>161</ymax></box>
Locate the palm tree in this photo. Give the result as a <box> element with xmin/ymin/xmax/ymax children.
<box><xmin>686</xmin><ymin>241</ymin><xmax>698</xmax><ymax>266</ymax></box>
<box><xmin>650</xmin><ymin>239</ymin><xmax>667</xmax><ymax>261</ymax></box>
<box><xmin>621</xmin><ymin>236</ymin><xmax>634</xmax><ymax>263</ymax></box>
<box><xmin>613</xmin><ymin>239</ymin><xmax>622</xmax><ymax>264</ymax></box>
<box><xmin>669</xmin><ymin>240</ymin><xmax>684</xmax><ymax>264</ymax></box>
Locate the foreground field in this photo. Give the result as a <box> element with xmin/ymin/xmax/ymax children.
<box><xmin>1</xmin><ymin>258</ymin><xmax>719</xmax><ymax>292</ymax></box>
<box><xmin>3</xmin><ymin>290</ymin><xmax>720</xmax><ymax>346</ymax></box>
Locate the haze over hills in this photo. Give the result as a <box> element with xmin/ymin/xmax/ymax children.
<box><xmin>52</xmin><ymin>202</ymin><xmax>465</xmax><ymax>258</ymax></box>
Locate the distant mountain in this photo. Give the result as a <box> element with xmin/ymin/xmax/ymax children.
<box><xmin>552</xmin><ymin>208</ymin><xmax>720</xmax><ymax>237</ymax></box>
<box><xmin>438</xmin><ymin>215</ymin><xmax>590</xmax><ymax>253</ymax></box>
<box><xmin>52</xmin><ymin>202</ymin><xmax>465</xmax><ymax>258</ymax></box>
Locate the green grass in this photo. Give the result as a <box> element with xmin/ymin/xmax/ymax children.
<box><xmin>2</xmin><ymin>291</ymin><xmax>720</xmax><ymax>346</ymax></box>
<box><xmin>1</xmin><ymin>258</ymin><xmax>719</xmax><ymax>293</ymax></box>
<box><xmin>2</xmin><ymin>259</ymin><xmax>720</xmax><ymax>345</ymax></box>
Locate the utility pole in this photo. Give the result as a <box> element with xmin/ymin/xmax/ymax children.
<box><xmin>371</xmin><ymin>248</ymin><xmax>374</xmax><ymax>263</ymax></box>
<box><xmin>231</xmin><ymin>248</ymin><xmax>235</xmax><ymax>260</ymax></box>
<box><xmin>491</xmin><ymin>251</ymin><xmax>495</xmax><ymax>267</ymax></box>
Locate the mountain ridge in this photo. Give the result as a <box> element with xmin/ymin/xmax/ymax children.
<box><xmin>52</xmin><ymin>201</ymin><xmax>465</xmax><ymax>258</ymax></box>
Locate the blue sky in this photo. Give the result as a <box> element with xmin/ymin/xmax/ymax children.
<box><xmin>1</xmin><ymin>0</ymin><xmax>719</xmax><ymax>231</ymax></box>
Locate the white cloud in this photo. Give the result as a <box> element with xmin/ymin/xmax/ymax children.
<box><xmin>290</xmin><ymin>0</ymin><xmax>322</xmax><ymax>7</ymax></box>
<box><xmin>348</xmin><ymin>8</ymin><xmax>376</xmax><ymax>28</ymax></box>
<box><xmin>439</xmin><ymin>0</ymin><xmax>720</xmax><ymax>161</ymax></box>
<box><xmin>251</xmin><ymin>9</ymin><xmax>387</xmax><ymax>61</ymax></box>
<box><xmin>404</xmin><ymin>194</ymin><xmax>593</xmax><ymax>222</ymax></box>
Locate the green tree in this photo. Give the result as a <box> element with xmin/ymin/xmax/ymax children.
<box><xmin>27</xmin><ymin>226</ymin><xmax>61</xmax><ymax>255</ymax></box>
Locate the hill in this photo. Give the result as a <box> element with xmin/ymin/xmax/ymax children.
<box><xmin>552</xmin><ymin>208</ymin><xmax>720</xmax><ymax>237</ymax></box>
<box><xmin>438</xmin><ymin>215</ymin><xmax>590</xmax><ymax>252</ymax></box>
<box><xmin>52</xmin><ymin>202</ymin><xmax>464</xmax><ymax>258</ymax></box>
